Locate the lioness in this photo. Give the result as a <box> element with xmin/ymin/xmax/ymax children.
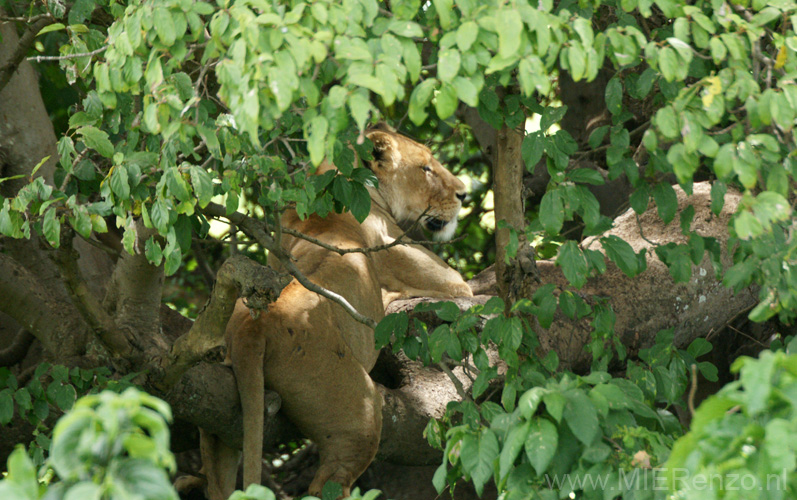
<box><xmin>200</xmin><ymin>126</ymin><xmax>472</xmax><ymax>499</ymax></box>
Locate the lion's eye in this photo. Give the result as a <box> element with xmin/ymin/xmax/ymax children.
<box><xmin>421</xmin><ymin>165</ymin><xmax>432</xmax><ymax>173</ymax></box>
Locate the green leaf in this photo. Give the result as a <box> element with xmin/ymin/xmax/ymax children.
<box><xmin>739</xmin><ymin>351</ymin><xmax>776</xmax><ymax>415</ymax></box>
<box><xmin>499</xmin><ymin>420</ymin><xmax>530</xmax><ymax>478</ymax></box>
<box><xmin>652</xmin><ymin>182</ymin><xmax>678</xmax><ymax>224</ymax></box>
<box><xmin>709</xmin><ymin>181</ymin><xmax>726</xmax><ymax>216</ymax></box>
<box><xmin>518</xmin><ymin>387</ymin><xmax>545</xmax><ymax>419</ymax></box>
<box><xmin>567</xmin><ymin>168</ymin><xmax>604</xmax><ymax>185</ymax></box>
<box><xmin>332</xmin><ymin>176</ymin><xmax>353</xmax><ymax>206</ymax></box>
<box><xmin>348</xmin><ymin>91</ymin><xmax>372</xmax><ymax>131</ymax></box>
<box><xmin>557</xmin><ymin>241</ymin><xmax>588</xmax><ymax>288</ymax></box>
<box><xmin>78</xmin><ymin>126</ymin><xmax>114</xmax><ymax>158</ymax></box>
<box><xmin>654</xmin><ymin>106</ymin><xmax>678</xmax><ymax>139</ymax></box>
<box><xmin>145</xmin><ymin>236</ymin><xmax>163</xmax><ymax>265</ymax></box>
<box><xmin>14</xmin><ymin>387</ymin><xmax>31</xmax><ymax>411</ymax></box>
<box><xmin>563</xmin><ymin>390</ymin><xmax>599</xmax><ymax>445</ymax></box>
<box><xmin>590</xmin><ymin>384</ymin><xmax>631</xmax><ymax>410</ymax></box>
<box><xmin>6</xmin><ymin>446</ymin><xmax>37</xmax><ymax>498</ymax></box>
<box><xmin>349</xmin><ymin>182</ymin><xmax>371</xmax><ymax>223</ymax></box>
<box><xmin>189</xmin><ymin>165</ymin><xmax>214</xmax><ymax>208</ymax></box>
<box><xmin>605</xmin><ymin>78</ymin><xmax>623</xmax><ymax>115</ymax></box>
<box><xmin>432</xmin><ymin>0</ymin><xmax>453</xmax><ymax>28</ymax></box>
<box><xmin>43</xmin><ymin>206</ymin><xmax>60</xmax><ymax>247</ymax></box>
<box><xmin>709</xmin><ymin>36</ymin><xmax>727</xmax><ymax>64</ymax></box>
<box><xmin>55</xmin><ymin>384</ymin><xmax>77</xmax><ymax>411</ymax></box>
<box><xmin>64</xmin><ymin>481</ymin><xmax>102</xmax><ymax>500</ymax></box>
<box><xmin>154</xmin><ymin>7</ymin><xmax>177</xmax><ymax>46</ymax></box>
<box><xmin>460</xmin><ymin>430</ymin><xmax>499</xmax><ymax>496</ymax></box>
<box><xmin>434</xmin><ymin>82</ymin><xmax>458</xmax><ymax>120</ymax></box>
<box><xmin>0</xmin><ymin>389</ymin><xmax>13</xmax><ymax>424</ymax></box>
<box><xmin>388</xmin><ymin>19</ymin><xmax>423</xmax><ymax>38</ymax></box>
<box><xmin>658</xmin><ymin>46</ymin><xmax>679</xmax><ymax>81</ymax></box>
<box><xmin>521</xmin><ymin>133</ymin><xmax>544</xmax><ymax>172</ymax></box>
<box><xmin>408</xmin><ymin>78</ymin><xmax>437</xmax><ymax>125</ymax></box>
<box><xmin>452</xmin><ymin>77</ymin><xmax>478</xmax><ymax>107</ymax></box>
<box><xmin>401</xmin><ymin>38</ymin><xmax>421</xmax><ymax>83</ymax></box>
<box><xmin>165</xmin><ymin>168</ymin><xmax>191</xmax><ymax>202</ymax></box>
<box><xmin>601</xmin><ymin>235</ymin><xmax>639</xmax><ymax>277</ymax></box>
<box><xmin>197</xmin><ymin>125</ymin><xmax>221</xmax><ymax>158</ymax></box>
<box><xmin>687</xmin><ymin>338</ymin><xmax>713</xmax><ymax>358</ymax></box>
<box><xmin>568</xmin><ymin>41</ymin><xmax>587</xmax><ymax>81</ymax></box>
<box><xmin>37</xmin><ymin>23</ymin><xmax>66</xmax><ymax>36</ymax></box>
<box><xmin>539</xmin><ymin>190</ymin><xmax>564</xmax><ymax>235</ymax></box>
<box><xmin>630</xmin><ymin>185</ymin><xmax>649</xmax><ymax>214</ymax></box>
<box><xmin>524</xmin><ymin>418</ymin><xmax>558</xmax><ymax>475</ymax></box>
<box><xmin>456</xmin><ymin>21</ymin><xmax>479</xmax><ymax>51</ymax></box>
<box><xmin>110</xmin><ymin>165</ymin><xmax>130</xmax><ymax>200</ymax></box>
<box><xmin>752</xmin><ymin>191</ymin><xmax>791</xmax><ymax>230</ymax></box>
<box><xmin>438</xmin><ymin>48</ymin><xmax>460</xmax><ymax>83</ymax></box>
<box><xmin>765</xmin><ymin>419</ymin><xmax>796</xmax><ymax>471</ymax></box>
<box><xmin>497</xmin><ymin>10</ymin><xmax>522</xmax><ymax>58</ymax></box>
<box><xmin>307</xmin><ymin>115</ymin><xmax>329</xmax><ymax>166</ymax></box>
<box><xmin>540</xmin><ymin>105</ymin><xmax>567</xmax><ymax>132</ymax></box>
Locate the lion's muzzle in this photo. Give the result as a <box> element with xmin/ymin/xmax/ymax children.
<box><xmin>425</xmin><ymin>216</ymin><xmax>458</xmax><ymax>241</ymax></box>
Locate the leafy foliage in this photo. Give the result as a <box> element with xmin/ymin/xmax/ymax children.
<box><xmin>664</xmin><ymin>339</ymin><xmax>797</xmax><ymax>498</ymax></box>
<box><xmin>0</xmin><ymin>363</ymin><xmax>137</xmax><ymax>467</ymax></box>
<box><xmin>0</xmin><ymin>388</ymin><xmax>178</xmax><ymax>500</ymax></box>
<box><xmin>414</xmin><ymin>301</ymin><xmax>686</xmax><ymax>499</ymax></box>
<box><xmin>3</xmin><ymin>0</ymin><xmax>797</xmax><ymax>497</ymax></box>
<box><xmin>0</xmin><ymin>388</ymin><xmax>385</xmax><ymax>500</ymax></box>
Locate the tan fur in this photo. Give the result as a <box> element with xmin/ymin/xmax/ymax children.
<box><xmin>199</xmin><ymin>128</ymin><xmax>472</xmax><ymax>499</ymax></box>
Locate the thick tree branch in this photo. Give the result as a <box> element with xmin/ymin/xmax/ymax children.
<box><xmin>159</xmin><ymin>254</ymin><xmax>289</xmax><ymax>388</ymax></box>
<box><xmin>103</xmin><ymin>222</ymin><xmax>166</xmax><ymax>359</ymax></box>
<box><xmin>49</xmin><ymin>227</ymin><xmax>128</xmax><ymax>354</ymax></box>
<box><xmin>202</xmin><ymin>203</ymin><xmax>378</xmax><ymax>329</ymax></box>
<box><xmin>0</xmin><ymin>13</ymin><xmax>114</xmax><ymax>358</ymax></box>
<box><xmin>0</xmin><ymin>329</ymin><xmax>34</xmax><ymax>367</ymax></box>
<box><xmin>0</xmin><ymin>252</ymin><xmax>90</xmax><ymax>355</ymax></box>
<box><xmin>0</xmin><ymin>16</ymin><xmax>55</xmax><ymax>93</ymax></box>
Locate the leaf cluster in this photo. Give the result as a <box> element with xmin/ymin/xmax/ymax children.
<box><xmin>664</xmin><ymin>340</ymin><xmax>797</xmax><ymax>498</ymax></box>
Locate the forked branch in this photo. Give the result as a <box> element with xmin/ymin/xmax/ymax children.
<box><xmin>159</xmin><ymin>253</ymin><xmax>289</xmax><ymax>388</ymax></box>
<box><xmin>201</xmin><ymin>203</ymin><xmax>379</xmax><ymax>329</ymax></box>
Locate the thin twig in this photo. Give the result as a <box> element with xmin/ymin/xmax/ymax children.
<box><xmin>279</xmin><ymin>208</ymin><xmax>430</xmax><ymax>256</ymax></box>
<box><xmin>0</xmin><ymin>13</ymin><xmax>53</xmax><ymax>23</ymax></box>
<box><xmin>635</xmin><ymin>213</ymin><xmax>659</xmax><ymax>246</ymax></box>
<box><xmin>437</xmin><ymin>362</ymin><xmax>474</xmax><ymax>403</ymax></box>
<box><xmin>687</xmin><ymin>364</ymin><xmax>698</xmax><ymax>417</ymax></box>
<box><xmin>27</xmin><ymin>45</ymin><xmax>108</xmax><ymax>63</ymax></box>
<box><xmin>726</xmin><ymin>323</ymin><xmax>768</xmax><ymax>347</ymax></box>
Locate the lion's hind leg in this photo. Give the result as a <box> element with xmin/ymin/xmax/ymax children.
<box><xmin>307</xmin><ymin>431</ymin><xmax>380</xmax><ymax>497</ymax></box>
<box><xmin>298</xmin><ymin>370</ymin><xmax>382</xmax><ymax>498</ymax></box>
<box><xmin>199</xmin><ymin>428</ymin><xmax>241</xmax><ymax>500</ymax></box>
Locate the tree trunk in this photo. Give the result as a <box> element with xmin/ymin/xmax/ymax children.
<box><xmin>492</xmin><ymin>125</ymin><xmax>526</xmax><ymax>306</ymax></box>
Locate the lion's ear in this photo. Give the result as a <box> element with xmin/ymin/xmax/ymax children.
<box><xmin>370</xmin><ymin>121</ymin><xmax>396</xmax><ymax>133</ymax></box>
<box><xmin>366</xmin><ymin>130</ymin><xmax>400</xmax><ymax>168</ymax></box>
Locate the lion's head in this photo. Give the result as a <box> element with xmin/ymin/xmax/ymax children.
<box><xmin>366</xmin><ymin>127</ymin><xmax>467</xmax><ymax>241</ymax></box>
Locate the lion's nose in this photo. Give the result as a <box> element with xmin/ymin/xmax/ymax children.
<box><xmin>455</xmin><ymin>192</ymin><xmax>466</xmax><ymax>202</ymax></box>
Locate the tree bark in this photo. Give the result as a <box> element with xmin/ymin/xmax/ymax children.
<box><xmin>511</xmin><ymin>182</ymin><xmax>757</xmax><ymax>371</ymax></box>
<box><xmin>0</xmin><ymin>14</ymin><xmax>114</xmax><ymax>359</ymax></box>
<box><xmin>492</xmin><ymin>125</ymin><xmax>526</xmax><ymax>305</ymax></box>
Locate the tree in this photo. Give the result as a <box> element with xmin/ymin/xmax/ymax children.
<box><xmin>1</xmin><ymin>0</ymin><xmax>796</xmax><ymax>498</ymax></box>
